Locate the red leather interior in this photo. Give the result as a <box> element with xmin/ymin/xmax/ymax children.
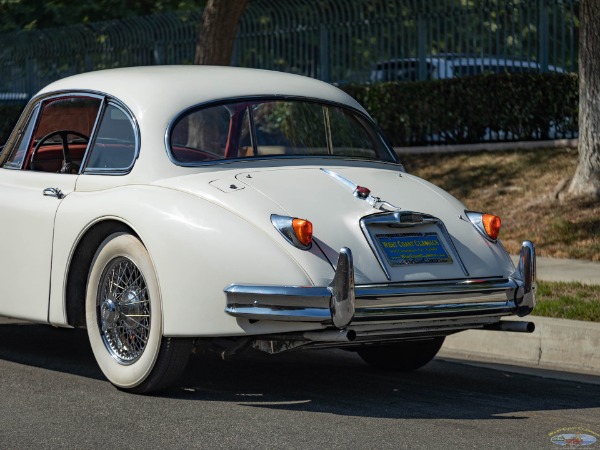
<box><xmin>28</xmin><ymin>144</ymin><xmax>87</xmax><ymax>172</ymax></box>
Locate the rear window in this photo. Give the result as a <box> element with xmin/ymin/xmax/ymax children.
<box><xmin>169</xmin><ymin>99</ymin><xmax>395</xmax><ymax>164</ymax></box>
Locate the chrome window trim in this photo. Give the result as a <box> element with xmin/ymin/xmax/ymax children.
<box><xmin>78</xmin><ymin>96</ymin><xmax>107</xmax><ymax>174</ymax></box>
<box><xmin>82</xmin><ymin>99</ymin><xmax>140</xmax><ymax>176</ymax></box>
<box><xmin>1</xmin><ymin>103</ymin><xmax>41</xmax><ymax>170</ymax></box>
<box><xmin>165</xmin><ymin>95</ymin><xmax>399</xmax><ymax>167</ymax></box>
<box><xmin>1</xmin><ymin>91</ymin><xmax>106</xmax><ymax>172</ymax></box>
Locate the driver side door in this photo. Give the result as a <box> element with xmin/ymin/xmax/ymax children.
<box><xmin>0</xmin><ymin>94</ymin><xmax>101</xmax><ymax>322</ymax></box>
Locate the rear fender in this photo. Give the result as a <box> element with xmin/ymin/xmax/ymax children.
<box><xmin>50</xmin><ymin>185</ymin><xmax>333</xmax><ymax>336</ymax></box>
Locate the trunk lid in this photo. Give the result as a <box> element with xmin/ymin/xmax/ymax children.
<box><xmin>234</xmin><ymin>165</ymin><xmax>512</xmax><ymax>284</ymax></box>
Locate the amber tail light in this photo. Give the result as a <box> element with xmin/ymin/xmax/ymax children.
<box><xmin>465</xmin><ymin>211</ymin><xmax>501</xmax><ymax>241</ymax></box>
<box><xmin>271</xmin><ymin>214</ymin><xmax>313</xmax><ymax>250</ymax></box>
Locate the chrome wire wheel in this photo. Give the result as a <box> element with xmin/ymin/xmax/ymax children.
<box><xmin>97</xmin><ymin>256</ymin><xmax>151</xmax><ymax>365</ymax></box>
<box><xmin>86</xmin><ymin>233</ymin><xmax>192</xmax><ymax>393</ymax></box>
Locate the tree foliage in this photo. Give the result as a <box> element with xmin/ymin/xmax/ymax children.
<box><xmin>0</xmin><ymin>0</ymin><xmax>202</xmax><ymax>33</ymax></box>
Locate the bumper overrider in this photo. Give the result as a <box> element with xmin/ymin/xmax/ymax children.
<box><xmin>224</xmin><ymin>241</ymin><xmax>536</xmax><ymax>330</ymax></box>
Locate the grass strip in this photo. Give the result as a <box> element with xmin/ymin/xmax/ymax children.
<box><xmin>532</xmin><ymin>280</ymin><xmax>600</xmax><ymax>322</ymax></box>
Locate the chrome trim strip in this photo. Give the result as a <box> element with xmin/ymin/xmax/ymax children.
<box><xmin>353</xmin><ymin>300</ymin><xmax>515</xmax><ymax>322</ymax></box>
<box><xmin>82</xmin><ymin>98</ymin><xmax>141</xmax><ymax>176</ymax></box>
<box><xmin>224</xmin><ymin>246</ymin><xmax>532</xmax><ymax>329</ymax></box>
<box><xmin>320</xmin><ymin>168</ymin><xmax>358</xmax><ymax>191</ymax></box>
<box><xmin>223</xmin><ymin>284</ymin><xmax>331</xmax><ymax>309</ymax></box>
<box><xmin>79</xmin><ymin>95</ymin><xmax>107</xmax><ymax>174</ymax></box>
<box><xmin>224</xmin><ymin>305</ymin><xmax>330</xmax><ymax>322</ymax></box>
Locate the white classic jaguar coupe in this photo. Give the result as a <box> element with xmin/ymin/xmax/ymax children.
<box><xmin>0</xmin><ymin>66</ymin><xmax>536</xmax><ymax>393</ymax></box>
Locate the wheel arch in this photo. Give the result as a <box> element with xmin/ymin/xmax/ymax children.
<box><xmin>65</xmin><ymin>219</ymin><xmax>138</xmax><ymax>327</ymax></box>
<box><xmin>54</xmin><ymin>185</ymin><xmax>329</xmax><ymax>336</ymax></box>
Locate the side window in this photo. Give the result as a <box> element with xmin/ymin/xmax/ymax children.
<box><xmin>2</xmin><ymin>104</ymin><xmax>39</xmax><ymax>169</ymax></box>
<box><xmin>27</xmin><ymin>96</ymin><xmax>101</xmax><ymax>173</ymax></box>
<box><xmin>85</xmin><ymin>104</ymin><xmax>137</xmax><ymax>172</ymax></box>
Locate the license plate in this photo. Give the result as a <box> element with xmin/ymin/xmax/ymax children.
<box><xmin>375</xmin><ymin>232</ymin><xmax>453</xmax><ymax>266</ymax></box>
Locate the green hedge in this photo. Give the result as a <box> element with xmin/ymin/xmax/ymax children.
<box><xmin>0</xmin><ymin>104</ymin><xmax>25</xmax><ymax>145</ymax></box>
<box><xmin>0</xmin><ymin>73</ymin><xmax>579</xmax><ymax>148</ymax></box>
<box><xmin>342</xmin><ymin>72</ymin><xmax>579</xmax><ymax>147</ymax></box>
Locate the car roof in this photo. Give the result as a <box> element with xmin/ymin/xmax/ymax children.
<box><xmin>37</xmin><ymin>66</ymin><xmax>367</xmax><ymax>119</ymax></box>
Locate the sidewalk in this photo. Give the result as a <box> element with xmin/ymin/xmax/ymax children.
<box><xmin>511</xmin><ymin>255</ymin><xmax>600</xmax><ymax>285</ymax></box>
<box><xmin>441</xmin><ymin>256</ymin><xmax>600</xmax><ymax>378</ymax></box>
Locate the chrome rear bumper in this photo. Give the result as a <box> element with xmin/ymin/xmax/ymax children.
<box><xmin>224</xmin><ymin>241</ymin><xmax>536</xmax><ymax>329</ymax></box>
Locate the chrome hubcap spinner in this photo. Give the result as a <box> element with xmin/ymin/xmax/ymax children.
<box><xmin>97</xmin><ymin>257</ymin><xmax>151</xmax><ymax>365</ymax></box>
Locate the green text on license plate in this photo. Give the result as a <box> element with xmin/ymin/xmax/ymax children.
<box><xmin>376</xmin><ymin>232</ymin><xmax>453</xmax><ymax>266</ymax></box>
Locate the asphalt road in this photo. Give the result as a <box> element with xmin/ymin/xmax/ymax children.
<box><xmin>1</xmin><ymin>319</ymin><xmax>599</xmax><ymax>449</ymax></box>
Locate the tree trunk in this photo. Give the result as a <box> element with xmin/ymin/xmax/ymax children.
<box><xmin>194</xmin><ymin>0</ymin><xmax>250</xmax><ymax>66</ymax></box>
<box><xmin>568</xmin><ymin>0</ymin><xmax>600</xmax><ymax>198</ymax></box>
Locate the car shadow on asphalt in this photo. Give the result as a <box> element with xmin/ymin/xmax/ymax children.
<box><xmin>173</xmin><ymin>347</ymin><xmax>600</xmax><ymax>420</ymax></box>
<box><xmin>0</xmin><ymin>321</ymin><xmax>104</xmax><ymax>380</ymax></box>
<box><xmin>2</xmin><ymin>320</ymin><xmax>599</xmax><ymax>420</ymax></box>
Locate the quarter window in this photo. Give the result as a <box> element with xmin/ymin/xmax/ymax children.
<box><xmin>85</xmin><ymin>104</ymin><xmax>137</xmax><ymax>172</ymax></box>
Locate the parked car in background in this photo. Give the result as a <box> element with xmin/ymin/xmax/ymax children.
<box><xmin>370</xmin><ymin>55</ymin><xmax>565</xmax><ymax>82</ymax></box>
<box><xmin>0</xmin><ymin>92</ymin><xmax>28</xmax><ymax>103</ymax></box>
<box><xmin>0</xmin><ymin>66</ymin><xmax>536</xmax><ymax>393</ymax></box>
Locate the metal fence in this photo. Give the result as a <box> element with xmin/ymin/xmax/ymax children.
<box><xmin>0</xmin><ymin>0</ymin><xmax>579</xmax><ymax>100</ymax></box>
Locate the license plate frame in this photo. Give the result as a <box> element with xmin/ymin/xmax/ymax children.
<box><xmin>375</xmin><ymin>232</ymin><xmax>453</xmax><ymax>266</ymax></box>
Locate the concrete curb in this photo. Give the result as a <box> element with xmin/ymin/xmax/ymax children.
<box><xmin>440</xmin><ymin>315</ymin><xmax>600</xmax><ymax>376</ymax></box>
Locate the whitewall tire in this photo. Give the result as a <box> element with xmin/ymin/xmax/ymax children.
<box><xmin>85</xmin><ymin>233</ymin><xmax>191</xmax><ymax>393</ymax></box>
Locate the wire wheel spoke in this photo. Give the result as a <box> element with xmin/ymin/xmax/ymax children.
<box><xmin>97</xmin><ymin>257</ymin><xmax>151</xmax><ymax>364</ymax></box>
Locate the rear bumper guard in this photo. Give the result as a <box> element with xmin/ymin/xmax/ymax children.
<box><xmin>224</xmin><ymin>241</ymin><xmax>536</xmax><ymax>329</ymax></box>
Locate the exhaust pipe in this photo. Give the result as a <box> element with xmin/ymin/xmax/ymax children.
<box><xmin>303</xmin><ymin>329</ymin><xmax>357</xmax><ymax>342</ymax></box>
<box><xmin>484</xmin><ymin>321</ymin><xmax>535</xmax><ymax>333</ymax></box>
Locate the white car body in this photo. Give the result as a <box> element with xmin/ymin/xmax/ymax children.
<box><xmin>0</xmin><ymin>66</ymin><xmax>536</xmax><ymax>393</ymax></box>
